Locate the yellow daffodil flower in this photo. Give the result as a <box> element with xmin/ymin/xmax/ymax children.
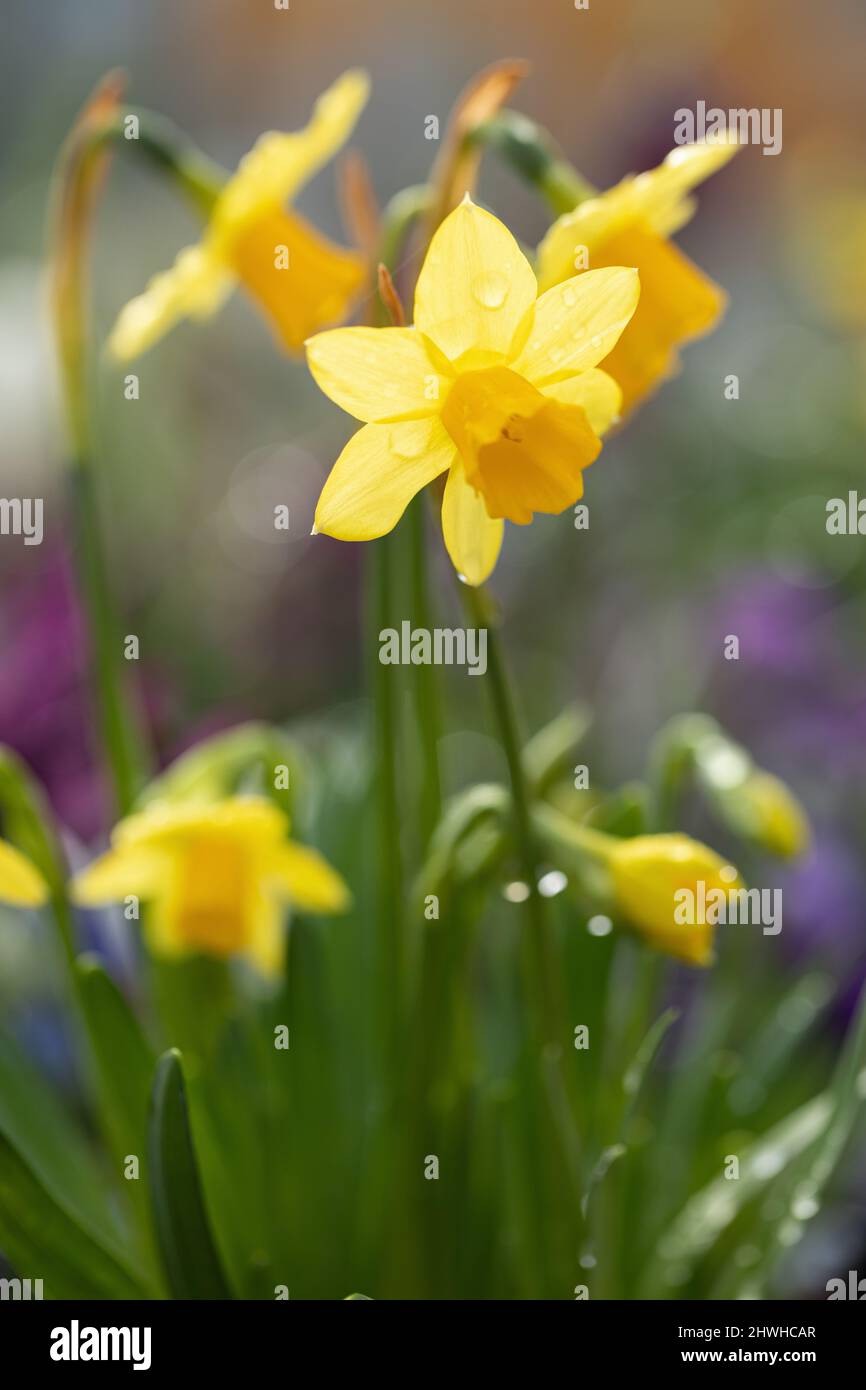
<box><xmin>726</xmin><ymin>771</ymin><xmax>810</xmax><ymax>860</ymax></box>
<box><xmin>307</xmin><ymin>197</ymin><xmax>640</xmax><ymax>584</ymax></box>
<box><xmin>108</xmin><ymin>70</ymin><xmax>370</xmax><ymax>360</ymax></box>
<box><xmin>72</xmin><ymin>796</ymin><xmax>349</xmax><ymax>977</ymax></box>
<box><xmin>0</xmin><ymin>838</ymin><xmax>49</xmax><ymax>908</ymax></box>
<box><xmin>608</xmin><ymin>833</ymin><xmax>740</xmax><ymax>966</ymax></box>
<box><xmin>537</xmin><ymin>140</ymin><xmax>739</xmax><ymax>412</ymax></box>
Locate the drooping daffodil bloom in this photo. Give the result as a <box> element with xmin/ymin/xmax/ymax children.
<box><xmin>537</xmin><ymin>140</ymin><xmax>739</xmax><ymax>413</ymax></box>
<box><xmin>607</xmin><ymin>833</ymin><xmax>741</xmax><ymax>966</ymax></box>
<box><xmin>108</xmin><ymin>70</ymin><xmax>370</xmax><ymax>360</ymax></box>
<box><xmin>72</xmin><ymin>797</ymin><xmax>349</xmax><ymax>977</ymax></box>
<box><xmin>307</xmin><ymin>196</ymin><xmax>640</xmax><ymax>585</ymax></box>
<box><xmin>0</xmin><ymin>837</ymin><xmax>48</xmax><ymax>908</ymax></box>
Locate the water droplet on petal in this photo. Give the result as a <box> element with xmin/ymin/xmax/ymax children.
<box><xmin>562</xmin><ymin>286</ymin><xmax>577</xmax><ymax>307</ymax></box>
<box><xmin>472</xmin><ymin>271</ymin><xmax>509</xmax><ymax>310</ymax></box>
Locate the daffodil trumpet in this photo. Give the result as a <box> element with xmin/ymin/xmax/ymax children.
<box><xmin>72</xmin><ymin>796</ymin><xmax>350</xmax><ymax>978</ymax></box>
<box><xmin>309</xmin><ymin>195</ymin><xmax>640</xmax><ymax>585</ymax></box>
<box><xmin>108</xmin><ymin>69</ymin><xmax>370</xmax><ymax>360</ymax></box>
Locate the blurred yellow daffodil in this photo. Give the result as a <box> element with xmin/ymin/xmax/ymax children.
<box><xmin>308</xmin><ymin>196</ymin><xmax>639</xmax><ymax>584</ymax></box>
<box><xmin>72</xmin><ymin>796</ymin><xmax>349</xmax><ymax>977</ymax></box>
<box><xmin>0</xmin><ymin>837</ymin><xmax>48</xmax><ymax>908</ymax></box>
<box><xmin>608</xmin><ymin>833</ymin><xmax>740</xmax><ymax>966</ymax></box>
<box><xmin>724</xmin><ymin>770</ymin><xmax>810</xmax><ymax>860</ymax></box>
<box><xmin>108</xmin><ymin>70</ymin><xmax>370</xmax><ymax>360</ymax></box>
<box><xmin>537</xmin><ymin>140</ymin><xmax>739</xmax><ymax>413</ymax></box>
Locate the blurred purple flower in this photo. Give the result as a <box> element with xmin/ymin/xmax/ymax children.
<box><xmin>0</xmin><ymin>551</ymin><xmax>108</xmax><ymax>838</ymax></box>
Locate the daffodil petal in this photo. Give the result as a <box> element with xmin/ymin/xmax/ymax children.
<box><xmin>244</xmin><ymin>890</ymin><xmax>286</xmax><ymax>978</ymax></box>
<box><xmin>441</xmin><ymin>459</ymin><xmax>504</xmax><ymax>586</ymax></box>
<box><xmin>267</xmin><ymin>842</ymin><xmax>350</xmax><ymax>913</ymax></box>
<box><xmin>114</xmin><ymin>796</ymin><xmax>288</xmax><ymax>850</ymax></box>
<box><xmin>536</xmin><ymin>141</ymin><xmax>739</xmax><ymax>291</ymax></box>
<box><xmin>315</xmin><ymin>418</ymin><xmax>455</xmax><ymax>540</ymax></box>
<box><xmin>306</xmin><ymin>326</ymin><xmax>441</xmax><ymax>422</ymax></box>
<box><xmin>536</xmin><ymin>187</ymin><xmax>635</xmax><ymax>293</ymax></box>
<box><xmin>512</xmin><ymin>267</ymin><xmax>640</xmax><ymax>386</ymax></box>
<box><xmin>212</xmin><ymin>70</ymin><xmax>370</xmax><ymax>236</ymax></box>
<box><xmin>413</xmin><ymin>199</ymin><xmax>537</xmax><ymax>368</ymax></box>
<box><xmin>540</xmin><ymin>368</ymin><xmax>622</xmax><ymax>436</ymax></box>
<box><xmin>634</xmin><ymin>139</ymin><xmax>739</xmax><ymax>237</ymax></box>
<box><xmin>0</xmin><ymin>840</ymin><xmax>48</xmax><ymax>908</ymax></box>
<box><xmin>107</xmin><ymin>244</ymin><xmax>234</xmax><ymax>361</ymax></box>
<box><xmin>71</xmin><ymin>844</ymin><xmax>165</xmax><ymax>905</ymax></box>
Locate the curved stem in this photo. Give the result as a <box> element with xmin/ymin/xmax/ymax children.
<box><xmin>49</xmin><ymin>89</ymin><xmax>226</xmax><ymax>819</ymax></box>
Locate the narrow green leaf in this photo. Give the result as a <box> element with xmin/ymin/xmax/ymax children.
<box><xmin>77</xmin><ymin>955</ymin><xmax>155</xmax><ymax>1165</ymax></box>
<box><xmin>148</xmin><ymin>1048</ymin><xmax>232</xmax><ymax>1299</ymax></box>
<box><xmin>643</xmin><ymin>1092</ymin><xmax>830</xmax><ymax>1294</ymax></box>
<box><xmin>0</xmin><ymin>1031</ymin><xmax>120</xmax><ymax>1248</ymax></box>
<box><xmin>0</xmin><ymin>1134</ymin><xmax>144</xmax><ymax>1299</ymax></box>
<box><xmin>523</xmin><ymin>703</ymin><xmax>591</xmax><ymax>796</ymax></box>
<box><xmin>75</xmin><ymin>955</ymin><xmax>161</xmax><ymax>1285</ymax></box>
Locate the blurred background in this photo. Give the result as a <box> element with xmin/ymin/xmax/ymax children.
<box><xmin>1</xmin><ymin>0</ymin><xmax>865</xmax><ymax>1295</ymax></box>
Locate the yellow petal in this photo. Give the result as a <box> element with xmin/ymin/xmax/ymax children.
<box><xmin>413</xmin><ymin>199</ymin><xmax>537</xmax><ymax>368</ymax></box>
<box><xmin>610</xmin><ymin>834</ymin><xmax>737</xmax><ymax>967</ymax></box>
<box><xmin>0</xmin><ymin>840</ymin><xmax>48</xmax><ymax>908</ymax></box>
<box><xmin>634</xmin><ymin>139</ymin><xmax>740</xmax><ymax>238</ymax></box>
<box><xmin>440</xmin><ymin>459</ymin><xmax>504</xmax><ymax>586</ymax></box>
<box><xmin>107</xmin><ymin>244</ymin><xmax>233</xmax><ymax>361</ymax></box>
<box><xmin>243</xmin><ymin>890</ymin><xmax>286</xmax><ymax>978</ymax></box>
<box><xmin>315</xmin><ymin>417</ymin><xmax>455</xmax><ymax>541</ymax></box>
<box><xmin>306</xmin><ymin>326</ymin><xmax>442</xmax><ymax>422</ymax></box>
<box><xmin>540</xmin><ymin>368</ymin><xmax>622</xmax><ymax>436</ymax></box>
<box><xmin>267</xmin><ymin>841</ymin><xmax>350</xmax><ymax>914</ymax></box>
<box><xmin>229</xmin><ymin>207</ymin><xmax>364</xmax><ymax>352</ymax></box>
<box><xmin>594</xmin><ymin>229</ymin><xmax>724</xmax><ymax>412</ymax></box>
<box><xmin>536</xmin><ymin>140</ymin><xmax>738</xmax><ymax>291</ymax></box>
<box><xmin>71</xmin><ymin>844</ymin><xmax>165</xmax><ymax>905</ymax></box>
<box><xmin>211</xmin><ymin>70</ymin><xmax>370</xmax><ymax>237</ymax></box>
<box><xmin>114</xmin><ymin>796</ymin><xmax>288</xmax><ymax>851</ymax></box>
<box><xmin>512</xmin><ymin>267</ymin><xmax>640</xmax><ymax>386</ymax></box>
<box><xmin>536</xmin><ymin>185</ymin><xmax>636</xmax><ymax>293</ymax></box>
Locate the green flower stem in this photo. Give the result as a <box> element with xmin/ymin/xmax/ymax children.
<box><xmin>460</xmin><ymin>584</ymin><xmax>584</xmax><ymax>1185</ymax></box>
<box><xmin>375</xmin><ymin>187</ymin><xmax>442</xmax><ymax>852</ymax></box>
<box><xmin>468</xmin><ymin>110</ymin><xmax>598</xmax><ymax>217</ymax></box>
<box><xmin>367</xmin><ymin>536</ymin><xmax>404</xmax><ymax>1067</ymax></box>
<box><xmin>109</xmin><ymin>109</ymin><xmax>225</xmax><ymax>216</ymax></box>
<box><xmin>407</xmin><ymin>496</ymin><xmax>442</xmax><ymax>845</ymax></box>
<box><xmin>50</xmin><ymin>99</ymin><xmax>226</xmax><ymax>821</ymax></box>
<box><xmin>51</xmin><ymin>119</ymin><xmax>147</xmax><ymax>816</ymax></box>
<box><xmin>50</xmin><ymin>96</ymin><xmax>225</xmax><ymax>820</ymax></box>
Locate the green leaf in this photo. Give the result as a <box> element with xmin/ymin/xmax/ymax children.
<box><xmin>75</xmin><ymin>955</ymin><xmax>162</xmax><ymax>1284</ymax></box>
<box><xmin>148</xmin><ymin>1048</ymin><xmax>233</xmax><ymax>1299</ymax></box>
<box><xmin>0</xmin><ymin>1133</ymin><xmax>144</xmax><ymax>1299</ymax></box>
<box><xmin>77</xmin><ymin>955</ymin><xmax>155</xmax><ymax>1165</ymax></box>
<box><xmin>523</xmin><ymin>703</ymin><xmax>591</xmax><ymax>796</ymax></box>
<box><xmin>414</xmin><ymin>783</ymin><xmax>509</xmax><ymax>902</ymax></box>
<box><xmin>730</xmin><ymin>976</ymin><xmax>866</xmax><ymax>1297</ymax></box>
<box><xmin>0</xmin><ymin>1031</ymin><xmax>121</xmax><ymax>1250</ymax></box>
<box><xmin>643</xmin><ymin>1092</ymin><xmax>830</xmax><ymax>1294</ymax></box>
